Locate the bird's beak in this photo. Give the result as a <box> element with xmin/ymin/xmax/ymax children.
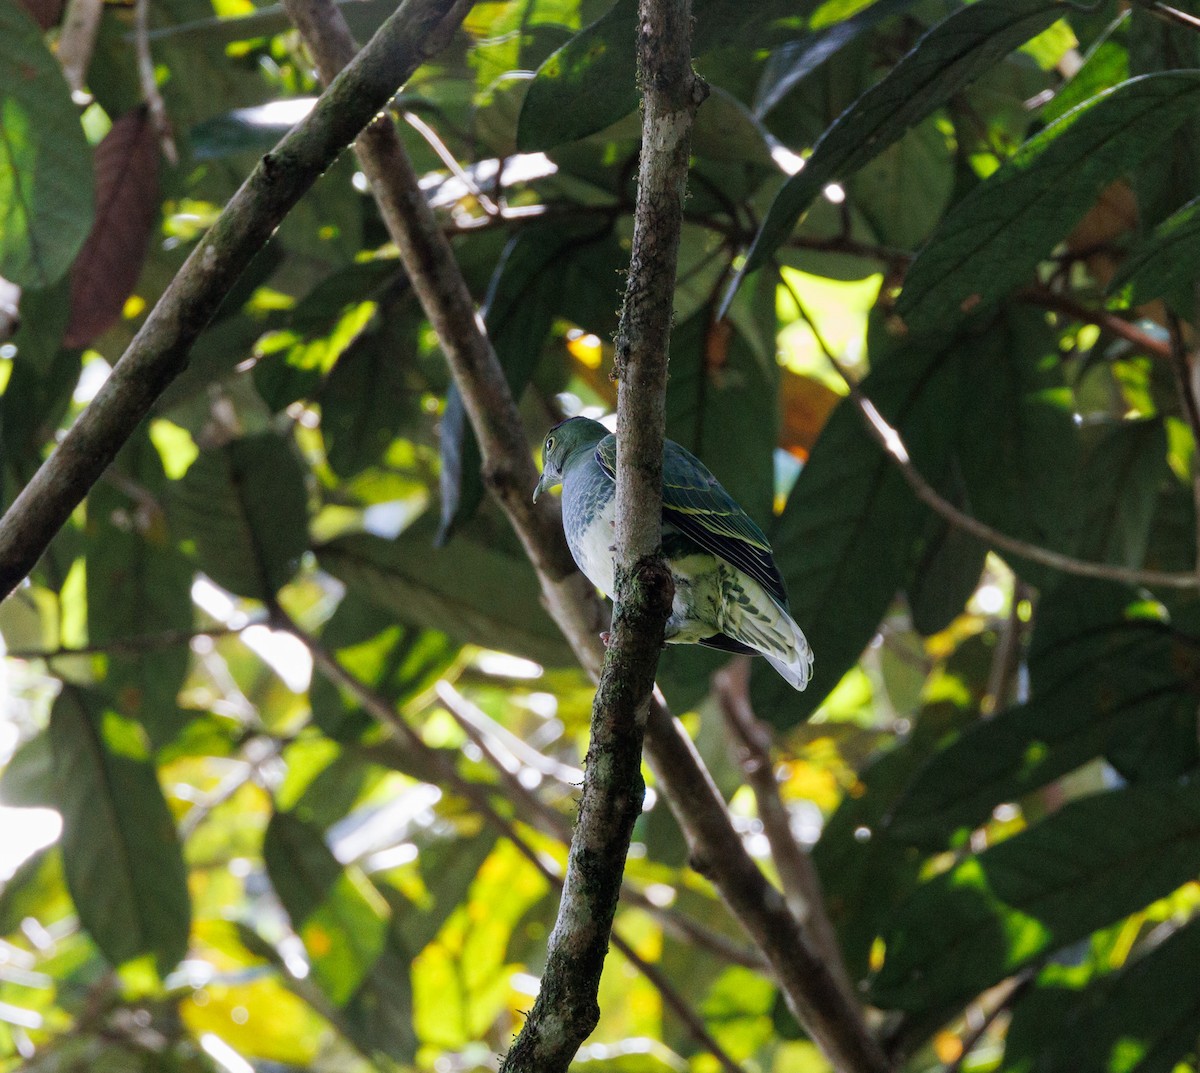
<box><xmin>533</xmin><ymin>471</ymin><xmax>552</xmax><ymax>503</ymax></box>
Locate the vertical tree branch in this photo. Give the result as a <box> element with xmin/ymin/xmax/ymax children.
<box><xmin>0</xmin><ymin>0</ymin><xmax>476</xmax><ymax>601</ymax></box>
<box><xmin>499</xmin><ymin>1</ymin><xmax>704</xmax><ymax>1066</ymax></box>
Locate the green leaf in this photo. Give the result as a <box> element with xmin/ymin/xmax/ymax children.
<box><xmin>871</xmin><ymin>778</ymin><xmax>1200</xmax><ymax>1011</ymax></box>
<box><xmin>1005</xmin><ymin>919</ymin><xmax>1200</xmax><ymax>1073</ymax></box>
<box><xmin>897</xmin><ymin>72</ymin><xmax>1200</xmax><ymax>331</ymax></box>
<box><xmin>49</xmin><ymin>689</ymin><xmax>191</xmax><ymax>972</ymax></box>
<box><xmin>891</xmin><ymin>580</ymin><xmax>1200</xmax><ymax>842</ymax></box>
<box><xmin>517</xmin><ymin>0</ymin><xmax>637</xmax><ymax>151</ymax></box>
<box><xmin>1076</xmin><ymin>418</ymin><xmax>1171</xmax><ymax>571</ymax></box>
<box><xmin>0</xmin><ymin>0</ymin><xmax>94</xmax><ymax>287</ymax></box>
<box><xmin>86</xmin><ymin>433</ymin><xmax>195</xmax><ymax>748</ymax></box>
<box><xmin>169</xmin><ymin>432</ymin><xmax>309</xmax><ymax>601</ymax></box>
<box><xmin>954</xmin><ymin>308</ymin><xmax>1081</xmax><ymax>579</ymax></box>
<box><xmin>731</xmin><ymin>0</ymin><xmax>1065</xmax><ymax>297</ymax></box>
<box><xmin>904</xmin><ymin>504</ymin><xmax>987</xmax><ymax>637</ymax></box>
<box><xmin>752</xmin><ymin>322</ymin><xmax>960</xmax><ymax>726</ymax></box>
<box><xmin>316</xmin><ymin>519</ymin><xmax>572</xmax><ymax>666</ymax></box>
<box><xmin>262</xmin><ymin>811</ymin><xmax>391</xmax><ymax>1007</ymax></box>
<box><xmin>317</xmin><ymin>301</ymin><xmax>424</xmax><ymax>479</ymax></box>
<box><xmin>753</xmin><ymin>0</ymin><xmax>920</xmax><ymax>117</ymax></box>
<box><xmin>1108</xmin><ymin>194</ymin><xmax>1200</xmax><ymax>308</ymax></box>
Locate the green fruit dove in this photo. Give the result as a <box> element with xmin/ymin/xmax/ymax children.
<box><xmin>534</xmin><ymin>416</ymin><xmax>813</xmax><ymax>689</ymax></box>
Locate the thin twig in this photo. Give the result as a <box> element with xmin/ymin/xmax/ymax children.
<box><xmin>56</xmin><ymin>0</ymin><xmax>105</xmax><ymax>96</ymax></box>
<box><xmin>714</xmin><ymin>659</ymin><xmax>857</xmax><ymax>1006</ymax></box>
<box><xmin>134</xmin><ymin>0</ymin><xmax>178</xmax><ymax>164</ymax></box>
<box><xmin>1022</xmin><ymin>287</ymin><xmax>1172</xmax><ymax>361</ymax></box>
<box><xmin>1131</xmin><ymin>0</ymin><xmax>1200</xmax><ymax>33</ymax></box>
<box><xmin>781</xmin><ymin>273</ymin><xmax>1200</xmax><ymax>590</ymax></box>
<box><xmin>403</xmin><ymin>111</ymin><xmax>500</xmax><ymax>216</ymax></box>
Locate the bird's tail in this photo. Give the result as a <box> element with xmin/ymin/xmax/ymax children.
<box><xmin>719</xmin><ymin>576</ymin><xmax>814</xmax><ymax>691</ymax></box>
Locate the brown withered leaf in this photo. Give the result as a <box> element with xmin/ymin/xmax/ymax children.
<box><xmin>65</xmin><ymin>107</ymin><xmax>159</xmax><ymax>348</ymax></box>
<box><xmin>19</xmin><ymin>0</ymin><xmax>65</xmax><ymax>30</ymax></box>
<box><xmin>780</xmin><ymin>369</ymin><xmax>841</xmax><ymax>461</ymax></box>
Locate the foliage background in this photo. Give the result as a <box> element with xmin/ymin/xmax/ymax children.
<box><xmin>3</xmin><ymin>0</ymin><xmax>1200</xmax><ymax>1070</ymax></box>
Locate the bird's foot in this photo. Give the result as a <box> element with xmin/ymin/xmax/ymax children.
<box><xmin>600</xmin><ymin>630</ymin><xmax>612</xmax><ymax>647</ymax></box>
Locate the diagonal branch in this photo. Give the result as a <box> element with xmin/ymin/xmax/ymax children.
<box><xmin>0</xmin><ymin>0</ymin><xmax>475</xmax><ymax>602</ymax></box>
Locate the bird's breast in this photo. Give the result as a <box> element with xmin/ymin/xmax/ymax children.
<box><xmin>563</xmin><ymin>465</ymin><xmax>617</xmax><ymax>597</ymax></box>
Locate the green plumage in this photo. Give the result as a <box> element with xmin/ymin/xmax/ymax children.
<box><xmin>534</xmin><ymin>417</ymin><xmax>813</xmax><ymax>690</ymax></box>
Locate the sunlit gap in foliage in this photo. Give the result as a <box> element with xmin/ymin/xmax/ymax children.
<box><xmin>0</xmin><ymin>696</ymin><xmax>62</xmax><ymax>880</ymax></box>
<box><xmin>190</xmin><ymin>578</ymin><xmax>312</xmax><ymax>691</ymax></box>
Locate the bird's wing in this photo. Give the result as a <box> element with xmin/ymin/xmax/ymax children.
<box><xmin>594</xmin><ymin>435</ymin><xmax>789</xmax><ymax>607</ymax></box>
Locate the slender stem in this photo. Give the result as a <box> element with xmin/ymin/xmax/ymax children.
<box><xmin>1131</xmin><ymin>0</ymin><xmax>1200</xmax><ymax>33</ymax></box>
<box><xmin>134</xmin><ymin>0</ymin><xmax>178</xmax><ymax>164</ymax></box>
<box><xmin>783</xmin><ymin>273</ymin><xmax>1200</xmax><ymax>590</ymax></box>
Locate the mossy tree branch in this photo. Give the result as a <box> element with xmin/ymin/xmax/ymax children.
<box><xmin>0</xmin><ymin>0</ymin><xmax>475</xmax><ymax>601</ymax></box>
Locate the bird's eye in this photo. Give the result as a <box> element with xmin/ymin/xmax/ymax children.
<box><xmin>546</xmin><ymin>436</ymin><xmax>555</xmax><ymax>453</ymax></box>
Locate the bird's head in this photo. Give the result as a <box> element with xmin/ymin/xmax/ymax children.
<box><xmin>533</xmin><ymin>416</ymin><xmax>608</xmax><ymax>502</ymax></box>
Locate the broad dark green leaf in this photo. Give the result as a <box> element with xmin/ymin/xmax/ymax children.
<box><xmin>752</xmin><ymin>323</ymin><xmax>960</xmax><ymax>726</ymax></box>
<box><xmin>86</xmin><ymin>434</ymin><xmax>194</xmax><ymax>748</ymax></box>
<box><xmin>1108</xmin><ymin>194</ymin><xmax>1200</xmax><ymax>309</ymax></box>
<box><xmin>317</xmin><ymin>302</ymin><xmax>424</xmax><ymax>479</ymax></box>
<box><xmin>904</xmin><ymin>502</ymin><xmax>987</xmax><ymax>637</ymax></box>
<box><xmin>1128</xmin><ymin>6</ymin><xmax>1200</xmax><ymax>231</ymax></box>
<box><xmin>954</xmin><ymin>309</ymin><xmax>1081</xmax><ymax>578</ymax></box>
<box><xmin>731</xmin><ymin>0</ymin><xmax>1065</xmax><ymax>296</ymax></box>
<box><xmin>517</xmin><ymin>0</ymin><xmax>637</xmax><ymax>151</ymax></box>
<box><xmin>1004</xmin><ymin>919</ymin><xmax>1200</xmax><ymax>1073</ymax></box>
<box><xmin>0</xmin><ymin>0</ymin><xmax>94</xmax><ymax>287</ymax></box>
<box><xmin>1076</xmin><ymin>418</ymin><xmax>1172</xmax><ymax>571</ymax></box>
<box><xmin>816</xmin><ymin>633</ymin><xmax>990</xmax><ymax>978</ymax></box>
<box><xmin>169</xmin><ymin>432</ymin><xmax>309</xmax><ymax>601</ymax></box>
<box><xmin>898</xmin><ymin>72</ymin><xmax>1200</xmax><ymax>330</ymax></box>
<box><xmin>49</xmin><ymin>689</ymin><xmax>191</xmax><ymax>972</ymax></box>
<box><xmin>438</xmin><ymin>221</ymin><xmax>621</xmax><ymax>541</ymax></box>
<box><xmin>891</xmin><ymin>580</ymin><xmax>1200</xmax><ymax>842</ymax></box>
<box><xmin>871</xmin><ymin>778</ymin><xmax>1200</xmax><ymax>1011</ymax></box>
<box><xmin>316</xmin><ymin>519</ymin><xmax>572</xmax><ymax>666</ymax></box>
